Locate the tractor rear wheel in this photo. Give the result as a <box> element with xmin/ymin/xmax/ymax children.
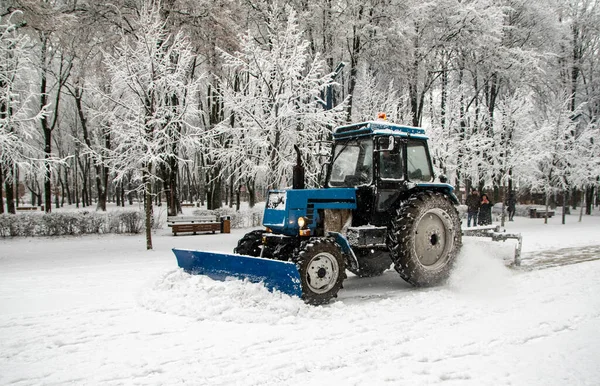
<box><xmin>296</xmin><ymin>238</ymin><xmax>345</xmax><ymax>305</ymax></box>
<box><xmin>234</xmin><ymin>230</ymin><xmax>265</xmax><ymax>257</ymax></box>
<box><xmin>388</xmin><ymin>191</ymin><xmax>461</xmax><ymax>286</ymax></box>
<box><xmin>347</xmin><ymin>250</ymin><xmax>391</xmax><ymax>278</ymax></box>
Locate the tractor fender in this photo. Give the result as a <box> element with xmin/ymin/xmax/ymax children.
<box><xmin>327</xmin><ymin>231</ymin><xmax>359</xmax><ymax>271</ymax></box>
<box><xmin>413</xmin><ymin>183</ymin><xmax>460</xmax><ymax>205</ymax></box>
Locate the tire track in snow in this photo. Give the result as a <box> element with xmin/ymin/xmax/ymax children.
<box><xmin>519</xmin><ymin>245</ymin><xmax>600</xmax><ymax>270</ymax></box>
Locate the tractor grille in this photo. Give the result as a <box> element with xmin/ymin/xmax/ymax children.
<box><xmin>324</xmin><ymin>209</ymin><xmax>352</xmax><ymax>234</ymax></box>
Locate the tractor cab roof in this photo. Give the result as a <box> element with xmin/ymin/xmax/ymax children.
<box><xmin>333</xmin><ymin>121</ymin><xmax>428</xmax><ymax>141</ymax></box>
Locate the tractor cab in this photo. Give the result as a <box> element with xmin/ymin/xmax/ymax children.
<box><xmin>326</xmin><ymin>121</ymin><xmax>436</xmax><ymax>225</ymax></box>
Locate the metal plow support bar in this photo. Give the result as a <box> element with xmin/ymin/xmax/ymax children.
<box><xmin>462</xmin><ymin>225</ymin><xmax>523</xmax><ymax>266</ymax></box>
<box><xmin>172</xmin><ymin>248</ymin><xmax>303</xmax><ymax>298</ymax></box>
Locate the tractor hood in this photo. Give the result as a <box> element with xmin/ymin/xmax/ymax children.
<box><xmin>263</xmin><ymin>188</ymin><xmax>357</xmax><ymax>236</ymax></box>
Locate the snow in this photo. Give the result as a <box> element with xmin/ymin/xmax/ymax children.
<box><xmin>1</xmin><ymin>211</ymin><xmax>600</xmax><ymax>385</ymax></box>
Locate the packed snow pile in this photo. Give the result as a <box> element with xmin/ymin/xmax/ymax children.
<box><xmin>140</xmin><ymin>243</ymin><xmax>519</xmax><ymax>325</ymax></box>
<box><xmin>139</xmin><ymin>269</ymin><xmax>318</xmax><ymax>324</ymax></box>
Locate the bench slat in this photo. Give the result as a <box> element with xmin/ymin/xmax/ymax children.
<box><xmin>167</xmin><ymin>216</ymin><xmax>218</xmax><ymax>223</ymax></box>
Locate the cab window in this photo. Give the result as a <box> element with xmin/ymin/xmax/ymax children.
<box><xmin>379</xmin><ymin>151</ymin><xmax>403</xmax><ymax>179</ymax></box>
<box><xmin>328</xmin><ymin>138</ymin><xmax>373</xmax><ymax>187</ymax></box>
<box><xmin>406</xmin><ymin>141</ymin><xmax>432</xmax><ymax>181</ymax></box>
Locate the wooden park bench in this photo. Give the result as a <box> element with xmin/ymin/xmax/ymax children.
<box><xmin>167</xmin><ymin>215</ymin><xmax>230</xmax><ymax>236</ymax></box>
<box><xmin>16</xmin><ymin>206</ymin><xmax>38</xmax><ymax>211</ymax></box>
<box><xmin>529</xmin><ymin>208</ymin><xmax>555</xmax><ymax>218</ymax></box>
<box><xmin>180</xmin><ymin>203</ymin><xmax>196</xmax><ymax>207</ymax></box>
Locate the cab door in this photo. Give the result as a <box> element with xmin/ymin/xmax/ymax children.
<box><xmin>373</xmin><ymin>136</ymin><xmax>406</xmax><ymax>222</ymax></box>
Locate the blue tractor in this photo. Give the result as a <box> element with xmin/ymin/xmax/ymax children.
<box><xmin>173</xmin><ymin>121</ymin><xmax>462</xmax><ymax>304</ymax></box>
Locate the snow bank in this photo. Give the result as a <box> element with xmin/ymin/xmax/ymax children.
<box><xmin>139</xmin><ymin>269</ymin><xmax>321</xmax><ymax>324</ymax></box>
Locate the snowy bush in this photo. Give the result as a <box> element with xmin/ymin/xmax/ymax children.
<box><xmin>0</xmin><ymin>214</ymin><xmax>20</xmax><ymax>237</ymax></box>
<box><xmin>78</xmin><ymin>212</ymin><xmax>107</xmax><ymax>234</ymax></box>
<box><xmin>0</xmin><ymin>210</ymin><xmax>150</xmax><ymax>237</ymax></box>
<box><xmin>42</xmin><ymin>213</ymin><xmax>78</xmax><ymax>236</ymax></box>
<box><xmin>108</xmin><ymin>211</ymin><xmax>143</xmax><ymax>234</ymax></box>
<box><xmin>4</xmin><ymin>213</ymin><xmax>39</xmax><ymax>237</ymax></box>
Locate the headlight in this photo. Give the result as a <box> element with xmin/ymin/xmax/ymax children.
<box><xmin>297</xmin><ymin>217</ymin><xmax>307</xmax><ymax>229</ymax></box>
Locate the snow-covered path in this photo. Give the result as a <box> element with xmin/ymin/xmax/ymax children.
<box><xmin>1</xmin><ymin>215</ymin><xmax>599</xmax><ymax>385</ymax></box>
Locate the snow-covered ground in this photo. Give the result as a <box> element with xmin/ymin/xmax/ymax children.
<box><xmin>1</xmin><ymin>209</ymin><xmax>599</xmax><ymax>385</ymax></box>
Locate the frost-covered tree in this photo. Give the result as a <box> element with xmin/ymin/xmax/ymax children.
<box><xmin>520</xmin><ymin>92</ymin><xmax>584</xmax><ymax>223</ymax></box>
<box><xmin>351</xmin><ymin>68</ymin><xmax>408</xmax><ymax>123</ymax></box>
<box><xmin>0</xmin><ymin>11</ymin><xmax>46</xmax><ymax>214</ymax></box>
<box><xmin>218</xmin><ymin>6</ymin><xmax>347</xmax><ymax>196</ymax></box>
<box><xmin>97</xmin><ymin>3</ymin><xmax>203</xmax><ymax>249</ymax></box>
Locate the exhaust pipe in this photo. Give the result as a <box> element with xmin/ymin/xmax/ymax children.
<box><xmin>293</xmin><ymin>144</ymin><xmax>305</xmax><ymax>189</ymax></box>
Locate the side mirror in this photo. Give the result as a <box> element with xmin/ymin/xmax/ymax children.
<box><xmin>387</xmin><ymin>136</ymin><xmax>395</xmax><ymax>151</ymax></box>
<box><xmin>377</xmin><ymin>136</ymin><xmax>396</xmax><ymax>152</ymax></box>
<box><xmin>439</xmin><ymin>174</ymin><xmax>448</xmax><ymax>183</ymax></box>
<box><xmin>319</xmin><ymin>162</ymin><xmax>330</xmax><ymax>187</ymax></box>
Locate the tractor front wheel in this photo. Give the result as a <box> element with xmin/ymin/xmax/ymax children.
<box><xmin>388</xmin><ymin>191</ymin><xmax>462</xmax><ymax>286</ymax></box>
<box><xmin>296</xmin><ymin>238</ymin><xmax>345</xmax><ymax>305</ymax></box>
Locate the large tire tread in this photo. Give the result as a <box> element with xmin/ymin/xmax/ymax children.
<box><xmin>388</xmin><ymin>191</ymin><xmax>462</xmax><ymax>286</ymax></box>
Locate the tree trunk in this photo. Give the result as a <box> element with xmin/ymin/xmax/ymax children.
<box><xmin>4</xmin><ymin>168</ymin><xmax>16</xmax><ymax>214</ymax></box>
<box><xmin>562</xmin><ymin>188</ymin><xmax>567</xmax><ymax>225</ymax></box>
<box><xmin>229</xmin><ymin>175</ymin><xmax>234</xmax><ymax>208</ymax></box>
<box><xmin>570</xmin><ymin>188</ymin><xmax>578</xmax><ymax>210</ymax></box>
<box><xmin>166</xmin><ymin>156</ymin><xmax>179</xmax><ymax>216</ymax></box>
<box><xmin>88</xmin><ymin>171</ymin><xmax>93</xmax><ymax>205</ymax></box>
<box><xmin>585</xmin><ymin>186</ymin><xmax>593</xmax><ymax>215</ymax></box>
<box><xmin>0</xmin><ymin>166</ymin><xmax>4</xmax><ymax>214</ymax></box>
<box><xmin>74</xmin><ymin>157</ymin><xmax>80</xmax><ymax>208</ymax></box>
<box><xmin>128</xmin><ymin>176</ymin><xmax>133</xmax><ymax>205</ymax></box>
<box><xmin>41</xmin><ymin>40</ymin><xmax>52</xmax><ymax>213</ymax></box>
<box><xmin>247</xmin><ymin>179</ymin><xmax>256</xmax><ymax>208</ymax></box>
<box><xmin>64</xmin><ymin>166</ymin><xmax>71</xmax><ymax>205</ymax></box>
<box><xmin>43</xmin><ymin>134</ymin><xmax>52</xmax><ymax>213</ymax></box>
<box><xmin>544</xmin><ymin>191</ymin><xmax>550</xmax><ymax>225</ymax></box>
<box><xmin>210</xmin><ymin>176</ymin><xmax>222</xmax><ymax>210</ymax></box>
<box><xmin>346</xmin><ymin>5</ymin><xmax>363</xmax><ymax>122</ymax></box>
<box><xmin>143</xmin><ymin>170</ymin><xmax>153</xmax><ymax>250</ymax></box>
<box><xmin>116</xmin><ymin>181</ymin><xmax>121</xmax><ymax>207</ymax></box>
<box><xmin>59</xmin><ymin>170</ymin><xmax>65</xmax><ymax>207</ymax></box>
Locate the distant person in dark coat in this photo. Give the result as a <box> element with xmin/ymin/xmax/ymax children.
<box><xmin>478</xmin><ymin>194</ymin><xmax>493</xmax><ymax>226</ymax></box>
<box><xmin>506</xmin><ymin>191</ymin><xmax>516</xmax><ymax>221</ymax></box>
<box><xmin>465</xmin><ymin>189</ymin><xmax>480</xmax><ymax>227</ymax></box>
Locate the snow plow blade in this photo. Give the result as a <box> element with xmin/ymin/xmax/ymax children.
<box><xmin>172</xmin><ymin>248</ymin><xmax>302</xmax><ymax>298</ymax></box>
